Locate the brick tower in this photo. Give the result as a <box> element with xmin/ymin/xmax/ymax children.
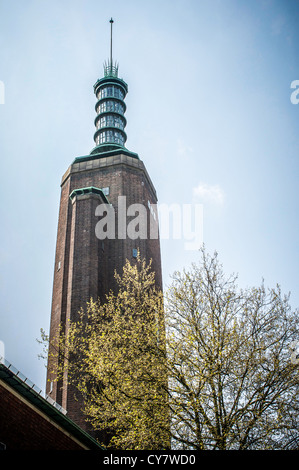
<box><xmin>46</xmin><ymin>19</ymin><xmax>162</xmax><ymax>434</ymax></box>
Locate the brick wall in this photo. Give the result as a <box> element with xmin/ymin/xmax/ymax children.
<box><xmin>0</xmin><ymin>381</ymin><xmax>89</xmax><ymax>450</ymax></box>
<box><xmin>46</xmin><ymin>152</ymin><xmax>163</xmax><ymax>438</ymax></box>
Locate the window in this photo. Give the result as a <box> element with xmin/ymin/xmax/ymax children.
<box><xmin>98</xmin><ymin>101</ymin><xmax>125</xmax><ymax>115</ymax></box>
<box><xmin>132</xmin><ymin>248</ymin><xmax>138</xmax><ymax>258</ymax></box>
<box><xmin>98</xmin><ymin>86</ymin><xmax>125</xmax><ymax>101</ymax></box>
<box><xmin>96</xmin><ymin>130</ymin><xmax>125</xmax><ymax>146</ymax></box>
<box><xmin>97</xmin><ymin>116</ymin><xmax>125</xmax><ymax>131</ymax></box>
<box><xmin>101</xmin><ymin>187</ymin><xmax>110</xmax><ymax>196</ymax></box>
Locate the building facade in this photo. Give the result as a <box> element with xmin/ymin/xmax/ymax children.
<box><xmin>0</xmin><ymin>360</ymin><xmax>103</xmax><ymax>450</ymax></box>
<box><xmin>46</xmin><ymin>21</ymin><xmax>162</xmax><ymax>438</ymax></box>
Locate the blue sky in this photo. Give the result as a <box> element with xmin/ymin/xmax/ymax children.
<box><xmin>0</xmin><ymin>0</ymin><xmax>298</xmax><ymax>391</ymax></box>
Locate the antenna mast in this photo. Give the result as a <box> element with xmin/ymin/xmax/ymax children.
<box><xmin>110</xmin><ymin>17</ymin><xmax>114</xmax><ymax>73</ymax></box>
<box><xmin>103</xmin><ymin>18</ymin><xmax>118</xmax><ymax>77</ymax></box>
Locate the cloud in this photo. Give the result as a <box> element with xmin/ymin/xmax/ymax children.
<box><xmin>192</xmin><ymin>183</ymin><xmax>225</xmax><ymax>205</ymax></box>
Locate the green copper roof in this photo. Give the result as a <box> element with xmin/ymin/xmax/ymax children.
<box><xmin>69</xmin><ymin>186</ymin><xmax>110</xmax><ymax>204</ymax></box>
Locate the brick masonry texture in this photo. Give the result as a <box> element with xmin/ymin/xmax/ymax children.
<box><xmin>0</xmin><ymin>381</ymin><xmax>89</xmax><ymax>450</ymax></box>
<box><xmin>46</xmin><ymin>152</ymin><xmax>163</xmax><ymax>437</ymax></box>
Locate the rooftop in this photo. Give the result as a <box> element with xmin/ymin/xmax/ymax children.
<box><xmin>0</xmin><ymin>358</ymin><xmax>105</xmax><ymax>450</ymax></box>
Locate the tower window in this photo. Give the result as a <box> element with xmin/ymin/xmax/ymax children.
<box><xmin>97</xmin><ymin>115</ymin><xmax>125</xmax><ymax>130</ymax></box>
<box><xmin>97</xmin><ymin>86</ymin><xmax>125</xmax><ymax>100</ymax></box>
<box><xmin>96</xmin><ymin>130</ymin><xmax>125</xmax><ymax>146</ymax></box>
<box><xmin>101</xmin><ymin>187</ymin><xmax>110</xmax><ymax>196</ymax></box>
<box><xmin>97</xmin><ymin>101</ymin><xmax>125</xmax><ymax>115</ymax></box>
<box><xmin>132</xmin><ymin>248</ymin><xmax>138</xmax><ymax>258</ymax></box>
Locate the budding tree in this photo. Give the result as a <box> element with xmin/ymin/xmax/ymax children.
<box><xmin>165</xmin><ymin>248</ymin><xmax>299</xmax><ymax>449</ymax></box>
<box><xmin>42</xmin><ymin>249</ymin><xmax>299</xmax><ymax>450</ymax></box>
<box><xmin>45</xmin><ymin>255</ymin><xmax>169</xmax><ymax>450</ymax></box>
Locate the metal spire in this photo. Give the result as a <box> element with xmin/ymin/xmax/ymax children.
<box><xmin>103</xmin><ymin>18</ymin><xmax>118</xmax><ymax>78</ymax></box>
<box><xmin>110</xmin><ymin>18</ymin><xmax>114</xmax><ymax>74</ymax></box>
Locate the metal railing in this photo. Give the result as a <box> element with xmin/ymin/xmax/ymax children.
<box><xmin>0</xmin><ymin>356</ymin><xmax>67</xmax><ymax>415</ymax></box>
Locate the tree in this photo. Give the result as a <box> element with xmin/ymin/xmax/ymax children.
<box><xmin>45</xmin><ymin>255</ymin><xmax>170</xmax><ymax>450</ymax></box>
<box><xmin>41</xmin><ymin>248</ymin><xmax>299</xmax><ymax>450</ymax></box>
<box><xmin>165</xmin><ymin>248</ymin><xmax>299</xmax><ymax>449</ymax></box>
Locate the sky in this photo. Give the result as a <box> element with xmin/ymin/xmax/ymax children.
<box><xmin>0</xmin><ymin>0</ymin><xmax>299</xmax><ymax>392</ymax></box>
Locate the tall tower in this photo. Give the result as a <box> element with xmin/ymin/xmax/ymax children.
<box><xmin>46</xmin><ymin>19</ymin><xmax>162</xmax><ymax>434</ymax></box>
